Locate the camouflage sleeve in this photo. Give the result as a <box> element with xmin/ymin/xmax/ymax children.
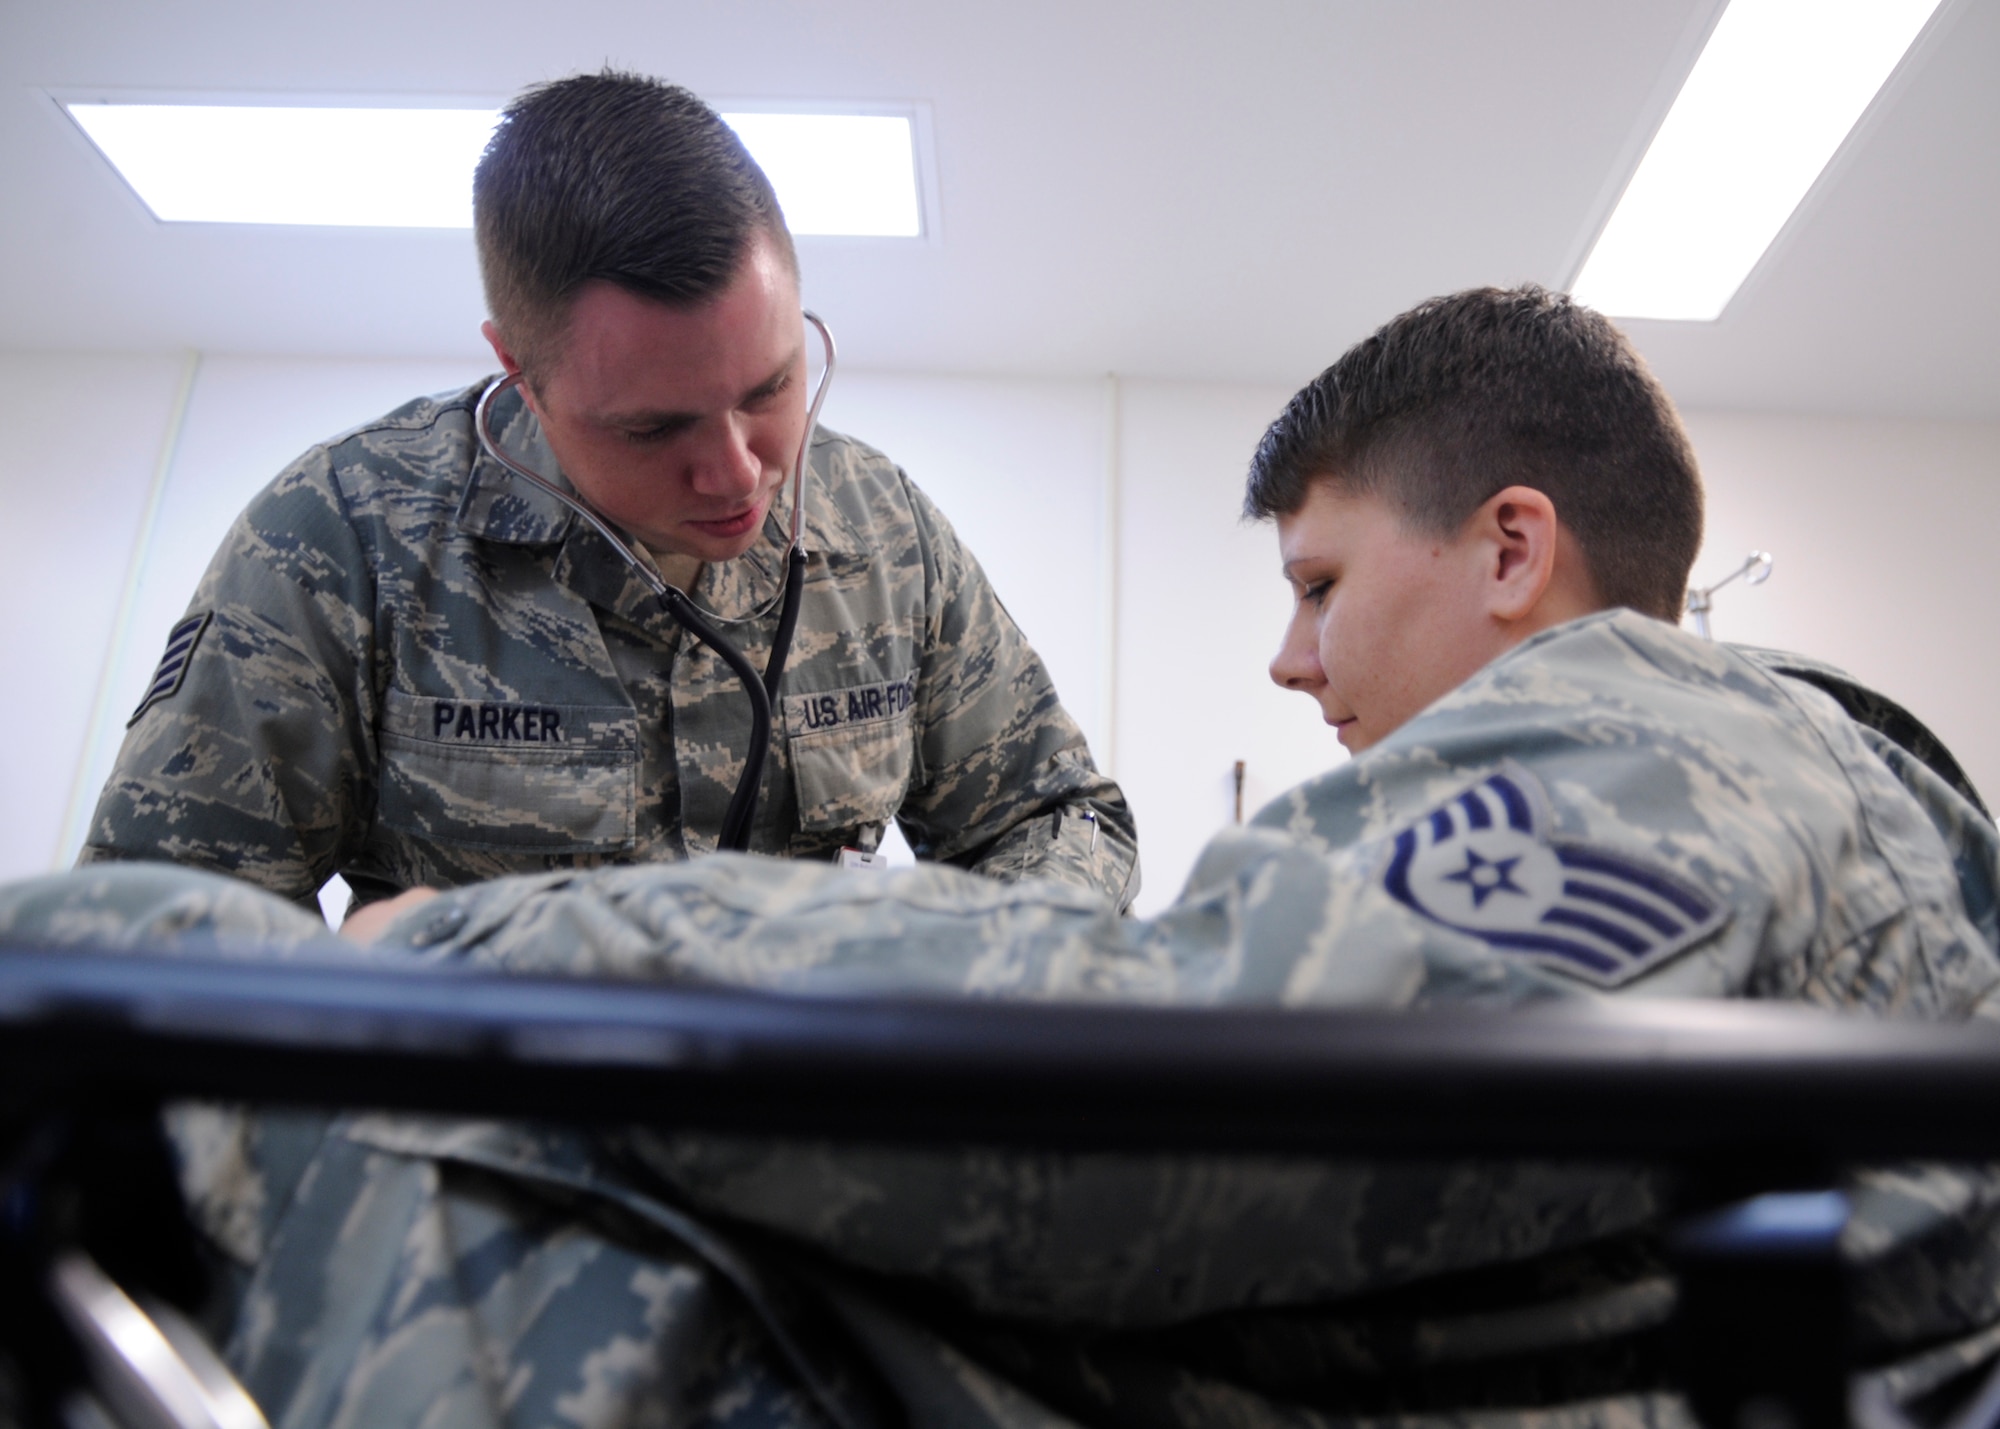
<box><xmin>381</xmin><ymin>820</ymin><xmax>1575</xmax><ymax>1015</ymax></box>
<box><xmin>888</xmin><ymin>473</ymin><xmax>1140</xmax><ymax>907</ymax></box>
<box><xmin>77</xmin><ymin>450</ymin><xmax>378</xmax><ymax>908</ymax></box>
<box><xmin>1851</xmin><ymin>725</ymin><xmax>2000</xmax><ymax>958</ymax></box>
<box><xmin>348</xmin><ymin>842</ymin><xmax>1641</xmax><ymax>1334</ymax></box>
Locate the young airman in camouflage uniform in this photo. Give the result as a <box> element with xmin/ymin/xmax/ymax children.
<box><xmin>78</xmin><ymin>72</ymin><xmax>1138</xmax><ymax>912</ymax></box>
<box><xmin>12</xmin><ymin>287</ymin><xmax>2000</xmax><ymax>1426</ymax></box>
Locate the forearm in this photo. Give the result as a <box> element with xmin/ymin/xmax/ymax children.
<box><xmin>894</xmin><ymin>472</ymin><xmax>1140</xmax><ymax>904</ymax></box>
<box><xmin>954</xmin><ymin>785</ymin><xmax>1139</xmax><ymax>908</ymax></box>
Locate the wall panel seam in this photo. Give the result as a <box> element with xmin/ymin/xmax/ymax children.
<box><xmin>54</xmin><ymin>348</ymin><xmax>201</xmax><ymax>867</ymax></box>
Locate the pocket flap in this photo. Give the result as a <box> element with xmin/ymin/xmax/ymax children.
<box><xmin>788</xmin><ymin>715</ymin><xmax>914</xmax><ymax>832</ymax></box>
<box><xmin>378</xmin><ymin>689</ymin><xmax>638</xmax><ymax>853</ymax></box>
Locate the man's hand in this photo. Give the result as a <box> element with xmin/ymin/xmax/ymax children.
<box><xmin>339</xmin><ymin>887</ymin><xmax>441</xmax><ymax>943</ymax></box>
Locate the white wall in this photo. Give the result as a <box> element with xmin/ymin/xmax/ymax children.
<box><xmin>0</xmin><ymin>353</ymin><xmax>191</xmax><ymax>879</ymax></box>
<box><xmin>1112</xmin><ymin>380</ymin><xmax>1347</xmax><ymax>912</ymax></box>
<box><xmin>1684</xmin><ymin>411</ymin><xmax>2000</xmax><ymax>805</ymax></box>
<box><xmin>6</xmin><ymin>357</ymin><xmax>1999</xmax><ymax>922</ymax></box>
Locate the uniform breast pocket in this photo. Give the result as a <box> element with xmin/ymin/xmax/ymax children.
<box><xmin>377</xmin><ymin>689</ymin><xmax>639</xmax><ymax>853</ymax></box>
<box><xmin>787</xmin><ymin>709</ymin><xmax>916</xmax><ymax>833</ymax></box>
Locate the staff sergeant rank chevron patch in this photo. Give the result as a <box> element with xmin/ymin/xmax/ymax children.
<box><xmin>128</xmin><ymin>612</ymin><xmax>211</xmax><ymax>727</ymax></box>
<box><xmin>1383</xmin><ymin>763</ymin><xmax>1727</xmax><ymax>988</ymax></box>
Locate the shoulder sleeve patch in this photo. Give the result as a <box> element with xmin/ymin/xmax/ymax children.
<box><xmin>128</xmin><ymin>612</ymin><xmax>212</xmax><ymax>726</ymax></box>
<box><xmin>1382</xmin><ymin>762</ymin><xmax>1728</xmax><ymax>988</ymax></box>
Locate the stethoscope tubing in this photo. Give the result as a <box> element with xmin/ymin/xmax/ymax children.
<box><xmin>472</xmin><ymin>311</ymin><xmax>838</xmax><ymax>853</ymax></box>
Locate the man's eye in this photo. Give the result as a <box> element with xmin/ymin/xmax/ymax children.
<box><xmin>1302</xmin><ymin>581</ymin><xmax>1332</xmax><ymax>606</ymax></box>
<box><xmin>745</xmin><ymin>374</ymin><xmax>793</xmax><ymax>409</ymax></box>
<box><xmin>621</xmin><ymin>426</ymin><xmax>678</xmax><ymax>446</ymax></box>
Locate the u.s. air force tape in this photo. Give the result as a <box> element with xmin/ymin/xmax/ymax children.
<box><xmin>128</xmin><ymin>612</ymin><xmax>211</xmax><ymax>726</ymax></box>
<box><xmin>1382</xmin><ymin>761</ymin><xmax>1727</xmax><ymax>988</ymax></box>
<box><xmin>783</xmin><ymin>678</ymin><xmax>917</xmax><ymax>733</ymax></box>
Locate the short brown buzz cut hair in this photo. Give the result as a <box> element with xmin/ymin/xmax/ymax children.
<box><xmin>1244</xmin><ymin>286</ymin><xmax>1703</xmax><ymax>621</ymax></box>
<box><xmin>473</xmin><ymin>70</ymin><xmax>797</xmax><ymax>381</ymax></box>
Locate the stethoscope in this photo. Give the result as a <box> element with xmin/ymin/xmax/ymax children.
<box><xmin>472</xmin><ymin>311</ymin><xmax>838</xmax><ymax>854</ymax></box>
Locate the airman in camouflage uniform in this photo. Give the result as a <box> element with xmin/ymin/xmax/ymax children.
<box><xmin>6</xmin><ymin>610</ymin><xmax>2000</xmax><ymax>1427</ymax></box>
<box><xmin>77</xmin><ymin>70</ymin><xmax>1136</xmax><ymax>910</ymax></box>
<box><xmin>78</xmin><ymin>383</ymin><xmax>1136</xmax><ymax>908</ymax></box>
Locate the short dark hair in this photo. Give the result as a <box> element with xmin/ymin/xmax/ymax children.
<box><xmin>1244</xmin><ymin>286</ymin><xmax>1702</xmax><ymax>621</ymax></box>
<box><xmin>473</xmin><ymin>71</ymin><xmax>797</xmax><ymax>379</ymax></box>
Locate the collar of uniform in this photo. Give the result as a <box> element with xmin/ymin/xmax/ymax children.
<box><xmin>786</xmin><ymin>429</ymin><xmax>874</xmax><ymax>566</ymax></box>
<box><xmin>454</xmin><ymin>378</ymin><xmax>580</xmax><ymax>546</ymax></box>
<box><xmin>557</xmin><ymin>517</ymin><xmax>788</xmax><ymax>631</ymax></box>
<box><xmin>553</xmin><ymin>524</ymin><xmax>671</xmax><ymax>624</ymax></box>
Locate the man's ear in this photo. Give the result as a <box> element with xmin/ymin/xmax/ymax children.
<box><xmin>1472</xmin><ymin>485</ymin><xmax>1560</xmax><ymax>623</ymax></box>
<box><xmin>481</xmin><ymin>321</ymin><xmax>542</xmax><ymax>416</ymax></box>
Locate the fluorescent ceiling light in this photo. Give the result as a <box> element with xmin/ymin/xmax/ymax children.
<box><xmin>65</xmin><ymin>105</ymin><xmax>498</xmax><ymax>227</ymax></box>
<box><xmin>1570</xmin><ymin>0</ymin><xmax>1944</xmax><ymax>321</ymax></box>
<box><xmin>724</xmin><ymin>113</ymin><xmax>921</xmax><ymax>237</ymax></box>
<box><xmin>62</xmin><ymin>102</ymin><xmax>923</xmax><ymax>236</ymax></box>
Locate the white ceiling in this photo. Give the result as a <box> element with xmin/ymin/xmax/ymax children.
<box><xmin>3</xmin><ymin>0</ymin><xmax>1996</xmax><ymax>417</ymax></box>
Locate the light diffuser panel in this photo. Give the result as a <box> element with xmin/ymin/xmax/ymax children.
<box><xmin>62</xmin><ymin>101</ymin><xmax>923</xmax><ymax>237</ymax></box>
<box><xmin>725</xmin><ymin>113</ymin><xmax>922</xmax><ymax>237</ymax></box>
<box><xmin>65</xmin><ymin>104</ymin><xmax>497</xmax><ymax>227</ymax></box>
<box><xmin>1571</xmin><ymin>0</ymin><xmax>1944</xmax><ymax>321</ymax></box>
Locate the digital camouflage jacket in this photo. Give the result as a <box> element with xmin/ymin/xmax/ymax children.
<box><xmin>12</xmin><ymin>610</ymin><xmax>2000</xmax><ymax>1428</ymax></box>
<box><xmin>80</xmin><ymin>380</ymin><xmax>1138</xmax><ymax>909</ymax></box>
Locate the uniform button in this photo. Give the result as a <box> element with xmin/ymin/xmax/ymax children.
<box><xmin>409</xmin><ymin>906</ymin><xmax>469</xmax><ymax>947</ymax></box>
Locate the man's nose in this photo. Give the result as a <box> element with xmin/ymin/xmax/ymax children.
<box><xmin>1269</xmin><ymin>616</ymin><xmax>1323</xmax><ymax>691</ymax></box>
<box><xmin>688</xmin><ymin>415</ymin><xmax>763</xmax><ymax>497</ymax></box>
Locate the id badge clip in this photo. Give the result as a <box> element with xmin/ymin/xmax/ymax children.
<box><xmin>838</xmin><ymin>826</ymin><xmax>888</xmax><ymax>873</ymax></box>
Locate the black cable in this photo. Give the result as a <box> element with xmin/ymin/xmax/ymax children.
<box><xmin>663</xmin><ymin>589</ymin><xmax>772</xmax><ymax>853</ymax></box>
<box><xmin>659</xmin><ymin>541</ymin><xmax>804</xmax><ymax>854</ymax></box>
<box><xmin>763</xmin><ymin>545</ymin><xmax>808</xmax><ymax>703</ymax></box>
